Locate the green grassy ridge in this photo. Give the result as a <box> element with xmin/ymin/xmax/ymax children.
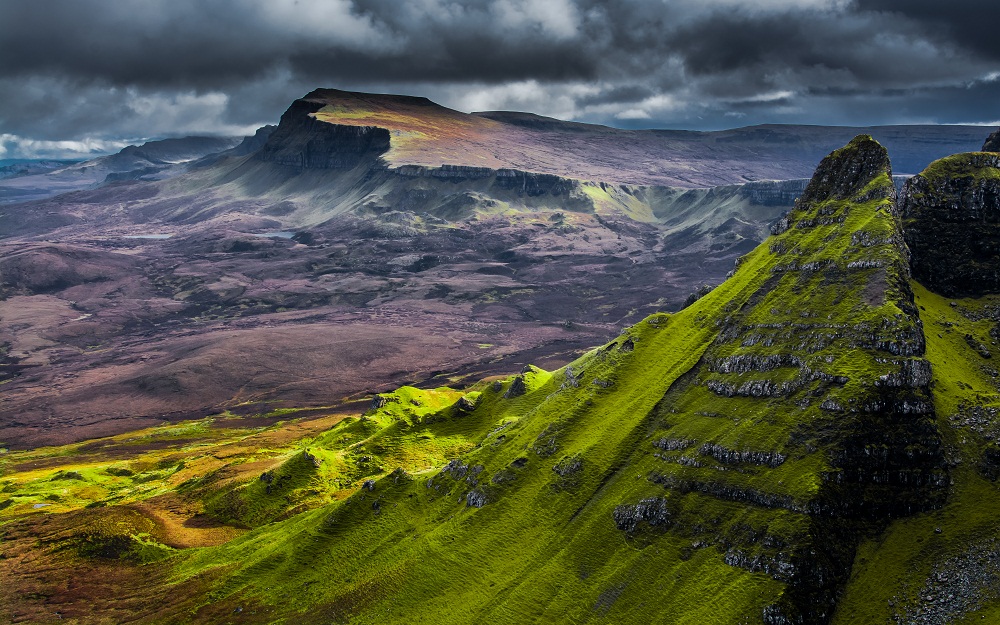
<box><xmin>194</xmin><ymin>386</ymin><xmax>486</xmax><ymax>528</ymax></box>
<box><xmin>607</xmin><ymin>136</ymin><xmax>947</xmax><ymax>621</ymax></box>
<box><xmin>166</xmin><ymin>257</ymin><xmax>782</xmax><ymax>623</ymax></box>
<box><xmin>917</xmin><ymin>152</ymin><xmax>1000</xmax><ymax>185</ymax></box>
<box><xmin>148</xmin><ymin>136</ymin><xmax>942</xmax><ymax>624</ymax></box>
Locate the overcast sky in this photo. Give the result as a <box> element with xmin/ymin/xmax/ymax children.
<box><xmin>1</xmin><ymin>0</ymin><xmax>998</xmax><ymax>159</ymax></box>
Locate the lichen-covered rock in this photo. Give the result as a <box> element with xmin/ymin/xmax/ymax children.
<box><xmin>612</xmin><ymin>497</ymin><xmax>670</xmax><ymax>533</ymax></box>
<box><xmin>797</xmin><ymin>134</ymin><xmax>897</xmax><ymax>206</ymax></box>
<box><xmin>503</xmin><ymin>375</ymin><xmax>526</xmax><ymax>398</ymax></box>
<box><xmin>369</xmin><ymin>394</ymin><xmax>398</xmax><ymax>411</ymax></box>
<box><xmin>465</xmin><ymin>488</ymin><xmax>490</xmax><ymax>508</ymax></box>
<box><xmin>454</xmin><ymin>395</ymin><xmax>477</xmax><ymax>413</ymax></box>
<box><xmin>984</xmin><ymin>128</ymin><xmax>1000</xmax><ymax>152</ymax></box>
<box><xmin>699</xmin><ymin>443</ymin><xmax>786</xmax><ymax>468</ymax></box>
<box><xmin>901</xmin><ymin>152</ymin><xmax>1000</xmax><ymax>296</ymax></box>
<box><xmin>561</xmin><ymin>366</ymin><xmax>580</xmax><ymax>389</ymax></box>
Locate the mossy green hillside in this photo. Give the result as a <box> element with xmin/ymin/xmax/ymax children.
<box><xmin>0</xmin><ymin>418</ymin><xmax>250</xmax><ymax>519</ymax></box>
<box><xmin>118</xmin><ymin>136</ymin><xmax>941</xmax><ymax>625</ymax></box>
<box><xmin>915</xmin><ymin>152</ymin><xmax>1000</xmax><ymax>185</ymax></box>
<box><xmin>171</xmin><ymin>276</ymin><xmax>782</xmax><ymax>624</ymax></box>
<box><xmin>198</xmin><ymin>386</ymin><xmax>491</xmax><ymax>528</ymax></box>
<box><xmin>607</xmin><ymin>135</ymin><xmax>945</xmax><ymax>622</ymax></box>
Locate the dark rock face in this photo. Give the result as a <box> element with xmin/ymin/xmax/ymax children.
<box><xmin>901</xmin><ymin>152</ymin><xmax>1000</xmax><ymax>296</ymax></box>
<box><xmin>984</xmin><ymin>129</ymin><xmax>1000</xmax><ymax>152</ymax></box>
<box><xmin>798</xmin><ymin>135</ymin><xmax>897</xmax><ymax>205</ymax></box>
<box><xmin>256</xmin><ymin>98</ymin><xmax>391</xmax><ymax>169</ymax></box>
<box><xmin>739</xmin><ymin>179</ymin><xmax>810</xmax><ymax>206</ymax></box>
<box><xmin>503</xmin><ymin>375</ymin><xmax>526</xmax><ymax>399</ymax></box>
<box><xmin>612</xmin><ymin>497</ymin><xmax>670</xmax><ymax>533</ymax></box>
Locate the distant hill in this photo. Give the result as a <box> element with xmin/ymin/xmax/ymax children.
<box><xmin>0</xmin><ymin>134</ymin><xmax>249</xmax><ymax>204</ymax></box>
<box><xmin>0</xmin><ymin>159</ymin><xmax>81</xmax><ymax>180</ymax></box>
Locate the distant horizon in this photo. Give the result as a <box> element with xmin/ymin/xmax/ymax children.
<box><xmin>3</xmin><ymin>86</ymin><xmax>997</xmax><ymax>163</ymax></box>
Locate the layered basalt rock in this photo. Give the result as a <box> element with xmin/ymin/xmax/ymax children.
<box><xmin>901</xmin><ymin>152</ymin><xmax>1000</xmax><ymax>296</ymax></box>
<box><xmin>617</xmin><ymin>136</ymin><xmax>947</xmax><ymax>624</ymax></box>
<box><xmin>256</xmin><ymin>97</ymin><xmax>390</xmax><ymax>169</ymax></box>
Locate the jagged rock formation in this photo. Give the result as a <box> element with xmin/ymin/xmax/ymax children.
<box><xmin>619</xmin><ymin>135</ymin><xmax>946</xmax><ymax>623</ymax></box>
<box><xmin>984</xmin><ymin>128</ymin><xmax>1000</xmax><ymax>152</ymax></box>
<box><xmin>901</xmin><ymin>152</ymin><xmax>1000</xmax><ymax>296</ymax></box>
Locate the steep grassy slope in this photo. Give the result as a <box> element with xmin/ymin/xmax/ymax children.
<box><xmin>88</xmin><ymin>135</ymin><xmax>935</xmax><ymax>624</ymax></box>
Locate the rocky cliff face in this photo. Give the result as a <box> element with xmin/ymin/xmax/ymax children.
<box><xmin>738</xmin><ymin>179</ymin><xmax>810</xmax><ymax>206</ymax></box>
<box><xmin>901</xmin><ymin>152</ymin><xmax>1000</xmax><ymax>296</ymax></box>
<box><xmin>255</xmin><ymin>98</ymin><xmax>391</xmax><ymax>169</ymax></box>
<box><xmin>984</xmin><ymin>128</ymin><xmax>1000</xmax><ymax>152</ymax></box>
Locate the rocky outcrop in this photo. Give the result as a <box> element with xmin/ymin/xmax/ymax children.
<box><xmin>256</xmin><ymin>98</ymin><xmax>390</xmax><ymax>169</ymax></box>
<box><xmin>503</xmin><ymin>375</ymin><xmax>526</xmax><ymax>399</ymax></box>
<box><xmin>901</xmin><ymin>152</ymin><xmax>1000</xmax><ymax>296</ymax></box>
<box><xmin>797</xmin><ymin>135</ymin><xmax>897</xmax><ymax>205</ymax></box>
<box><xmin>984</xmin><ymin>129</ymin><xmax>1000</xmax><ymax>152</ymax></box>
<box><xmin>612</xmin><ymin>497</ymin><xmax>670</xmax><ymax>533</ymax></box>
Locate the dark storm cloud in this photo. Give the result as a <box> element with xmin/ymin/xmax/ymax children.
<box><xmin>856</xmin><ymin>0</ymin><xmax>1000</xmax><ymax>61</ymax></box>
<box><xmin>0</xmin><ymin>0</ymin><xmax>998</xmax><ymax>158</ymax></box>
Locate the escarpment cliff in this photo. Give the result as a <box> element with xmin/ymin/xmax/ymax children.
<box><xmin>256</xmin><ymin>97</ymin><xmax>391</xmax><ymax>169</ymax></box>
<box><xmin>901</xmin><ymin>152</ymin><xmax>1000</xmax><ymax>296</ymax></box>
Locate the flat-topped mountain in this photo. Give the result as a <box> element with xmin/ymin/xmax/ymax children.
<box><xmin>279</xmin><ymin>88</ymin><xmax>985</xmax><ymax>186</ymax></box>
<box><xmin>0</xmin><ymin>91</ymin><xmax>990</xmax><ymax>450</ymax></box>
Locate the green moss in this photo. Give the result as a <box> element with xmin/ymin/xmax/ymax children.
<box><xmin>60</xmin><ymin>506</ymin><xmax>174</xmax><ymax>564</ymax></box>
<box><xmin>920</xmin><ymin>152</ymin><xmax>1000</xmax><ymax>184</ymax></box>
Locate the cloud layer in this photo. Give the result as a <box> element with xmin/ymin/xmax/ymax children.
<box><xmin>1</xmin><ymin>0</ymin><xmax>997</xmax><ymax>158</ymax></box>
